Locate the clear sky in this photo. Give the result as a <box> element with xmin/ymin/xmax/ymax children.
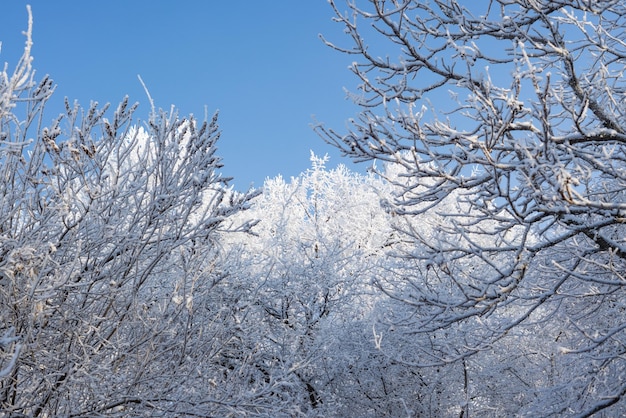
<box><xmin>0</xmin><ymin>1</ymin><xmax>365</xmax><ymax>190</ymax></box>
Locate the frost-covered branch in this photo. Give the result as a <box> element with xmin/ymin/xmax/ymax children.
<box><xmin>0</xmin><ymin>9</ymin><xmax>261</xmax><ymax>416</ymax></box>
<box><xmin>319</xmin><ymin>1</ymin><xmax>626</xmax><ymax>415</ymax></box>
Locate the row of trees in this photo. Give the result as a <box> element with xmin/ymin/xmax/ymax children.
<box><xmin>2</xmin><ymin>1</ymin><xmax>626</xmax><ymax>416</ymax></box>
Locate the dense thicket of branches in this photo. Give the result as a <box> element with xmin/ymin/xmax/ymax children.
<box><xmin>0</xmin><ymin>10</ymin><xmax>263</xmax><ymax>416</ymax></box>
<box><xmin>4</xmin><ymin>1</ymin><xmax>626</xmax><ymax>416</ymax></box>
<box><xmin>317</xmin><ymin>0</ymin><xmax>626</xmax><ymax>415</ymax></box>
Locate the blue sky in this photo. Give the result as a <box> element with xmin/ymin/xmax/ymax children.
<box><xmin>0</xmin><ymin>1</ymin><xmax>365</xmax><ymax>189</ymax></box>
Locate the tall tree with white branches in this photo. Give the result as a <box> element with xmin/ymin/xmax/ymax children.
<box><xmin>0</xmin><ymin>8</ymin><xmax>261</xmax><ymax>416</ymax></box>
<box><xmin>317</xmin><ymin>1</ymin><xmax>626</xmax><ymax>415</ymax></box>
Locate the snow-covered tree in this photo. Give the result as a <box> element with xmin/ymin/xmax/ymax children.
<box><xmin>221</xmin><ymin>154</ymin><xmax>403</xmax><ymax>415</ymax></box>
<box><xmin>0</xmin><ymin>10</ymin><xmax>260</xmax><ymax>416</ymax></box>
<box><xmin>318</xmin><ymin>1</ymin><xmax>626</xmax><ymax>415</ymax></box>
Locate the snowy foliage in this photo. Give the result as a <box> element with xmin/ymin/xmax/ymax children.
<box><xmin>318</xmin><ymin>1</ymin><xmax>626</xmax><ymax>416</ymax></box>
<box><xmin>5</xmin><ymin>1</ymin><xmax>626</xmax><ymax>416</ymax></box>
<box><xmin>219</xmin><ymin>154</ymin><xmax>408</xmax><ymax>415</ymax></box>
<box><xmin>0</xmin><ymin>12</ymin><xmax>259</xmax><ymax>416</ymax></box>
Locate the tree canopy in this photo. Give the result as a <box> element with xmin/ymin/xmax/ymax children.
<box><xmin>3</xmin><ymin>2</ymin><xmax>626</xmax><ymax>416</ymax></box>
<box><xmin>317</xmin><ymin>1</ymin><xmax>626</xmax><ymax>415</ymax></box>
